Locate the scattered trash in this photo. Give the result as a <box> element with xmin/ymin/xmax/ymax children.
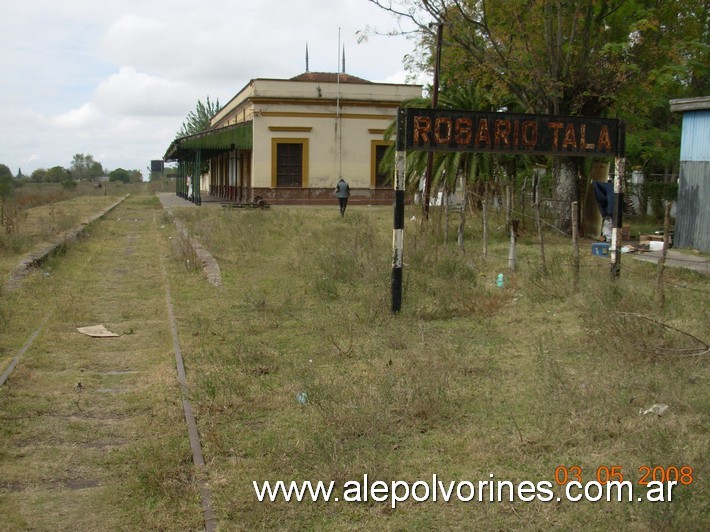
<box><xmin>639</xmin><ymin>403</ymin><xmax>668</xmax><ymax>416</ymax></box>
<box><xmin>496</xmin><ymin>273</ymin><xmax>504</xmax><ymax>288</ymax></box>
<box><xmin>592</xmin><ymin>242</ymin><xmax>610</xmax><ymax>256</ymax></box>
<box><xmin>77</xmin><ymin>325</ymin><xmax>120</xmax><ymax>338</ymax></box>
<box><xmin>410</xmin><ymin>215</ymin><xmax>417</xmax><ymax>222</ymax></box>
<box><xmin>296</xmin><ymin>392</ymin><xmax>308</xmax><ymax>405</ymax></box>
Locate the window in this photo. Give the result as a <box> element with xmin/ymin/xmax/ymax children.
<box><xmin>272</xmin><ymin>138</ymin><xmax>309</xmax><ymax>188</ymax></box>
<box><xmin>371</xmin><ymin>141</ymin><xmax>393</xmax><ymax>188</ymax></box>
<box><xmin>276</xmin><ymin>143</ymin><xmax>302</xmax><ymax>187</ymax></box>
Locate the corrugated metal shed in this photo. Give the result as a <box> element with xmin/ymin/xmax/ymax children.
<box><xmin>670</xmin><ymin>96</ymin><xmax>710</xmax><ymax>252</ymax></box>
<box><xmin>678</xmin><ymin>110</ymin><xmax>710</xmax><ymax>161</ymax></box>
<box><xmin>675</xmin><ymin>162</ymin><xmax>710</xmax><ymax>252</ymax></box>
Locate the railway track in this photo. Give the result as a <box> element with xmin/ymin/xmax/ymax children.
<box><xmin>0</xmin><ymin>195</ymin><xmax>215</xmax><ymax>530</ymax></box>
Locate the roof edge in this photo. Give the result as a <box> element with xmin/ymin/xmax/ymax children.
<box><xmin>670</xmin><ymin>96</ymin><xmax>710</xmax><ymax>112</ymax></box>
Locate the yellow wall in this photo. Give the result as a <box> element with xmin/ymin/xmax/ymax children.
<box><xmin>211</xmin><ymin>77</ymin><xmax>421</xmax><ymax>190</ymax></box>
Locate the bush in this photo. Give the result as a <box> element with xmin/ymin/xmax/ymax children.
<box><xmin>61</xmin><ymin>178</ymin><xmax>77</xmax><ymax>190</ymax></box>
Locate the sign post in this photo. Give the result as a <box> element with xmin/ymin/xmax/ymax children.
<box><xmin>391</xmin><ymin>108</ymin><xmax>407</xmax><ymax>313</ymax></box>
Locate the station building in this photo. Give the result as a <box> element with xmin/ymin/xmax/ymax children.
<box><xmin>164</xmin><ymin>71</ymin><xmax>422</xmax><ymax>205</ymax></box>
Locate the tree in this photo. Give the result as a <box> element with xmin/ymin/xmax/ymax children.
<box><xmin>129</xmin><ymin>170</ymin><xmax>143</xmax><ymax>183</ymax></box>
<box><xmin>30</xmin><ymin>168</ymin><xmax>47</xmax><ymax>183</ymax></box>
<box><xmin>61</xmin><ymin>177</ymin><xmax>77</xmax><ymax>190</ymax></box>
<box><xmin>369</xmin><ymin>0</ymin><xmax>710</xmax><ymax>230</ymax></box>
<box><xmin>46</xmin><ymin>166</ymin><xmax>70</xmax><ymax>183</ymax></box>
<box><xmin>0</xmin><ymin>164</ymin><xmax>14</xmax><ymax>200</ymax></box>
<box><xmin>70</xmin><ymin>154</ymin><xmax>104</xmax><ymax>181</ymax></box>
<box><xmin>0</xmin><ymin>164</ymin><xmax>15</xmax><ymax>227</ymax></box>
<box><xmin>616</xmin><ymin>0</ymin><xmax>709</xmax><ymax>179</ymax></box>
<box><xmin>381</xmin><ymin>84</ymin><xmax>506</xmax><ymax>249</ymax></box>
<box><xmin>176</xmin><ymin>96</ymin><xmax>221</xmax><ymax>138</ymax></box>
<box><xmin>109</xmin><ymin>168</ymin><xmax>131</xmax><ymax>183</ymax></box>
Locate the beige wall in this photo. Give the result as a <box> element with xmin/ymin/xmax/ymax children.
<box><xmin>251</xmin><ymin>108</ymin><xmax>396</xmax><ymax>189</ymax></box>
<box><xmin>209</xmin><ymin>76</ymin><xmax>421</xmax><ymax>192</ymax></box>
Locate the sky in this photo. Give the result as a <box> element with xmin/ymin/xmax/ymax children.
<box><xmin>0</xmin><ymin>0</ymin><xmax>424</xmax><ymax>179</ymax></box>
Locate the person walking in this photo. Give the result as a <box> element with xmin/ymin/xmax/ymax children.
<box><xmin>334</xmin><ymin>177</ymin><xmax>350</xmax><ymax>216</ymax></box>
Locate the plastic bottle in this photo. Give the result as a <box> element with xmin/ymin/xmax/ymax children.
<box><xmin>496</xmin><ymin>273</ymin><xmax>504</xmax><ymax>288</ymax></box>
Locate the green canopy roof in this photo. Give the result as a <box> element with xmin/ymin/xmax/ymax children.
<box><xmin>164</xmin><ymin>121</ymin><xmax>253</xmax><ymax>161</ymax></box>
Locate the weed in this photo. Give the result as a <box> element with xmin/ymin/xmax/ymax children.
<box><xmin>2</xmin><ymin>198</ymin><xmax>707</xmax><ymax>530</ymax></box>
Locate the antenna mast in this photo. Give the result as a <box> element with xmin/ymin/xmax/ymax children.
<box><xmin>336</xmin><ymin>28</ymin><xmax>343</xmax><ymax>179</ymax></box>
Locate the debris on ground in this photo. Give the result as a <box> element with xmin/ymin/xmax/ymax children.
<box><xmin>77</xmin><ymin>325</ymin><xmax>120</xmax><ymax>338</ymax></box>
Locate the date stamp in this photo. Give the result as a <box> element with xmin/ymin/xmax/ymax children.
<box><xmin>554</xmin><ymin>465</ymin><xmax>694</xmax><ymax>486</ymax></box>
<box><xmin>550</xmin><ymin>465</ymin><xmax>694</xmax><ymax>503</ymax></box>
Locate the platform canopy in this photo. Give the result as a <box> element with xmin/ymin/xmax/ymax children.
<box><xmin>164</xmin><ymin>121</ymin><xmax>253</xmax><ymax>161</ymax></box>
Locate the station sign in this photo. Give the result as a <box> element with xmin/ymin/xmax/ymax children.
<box><xmin>403</xmin><ymin>107</ymin><xmax>623</xmax><ymax>157</ymax></box>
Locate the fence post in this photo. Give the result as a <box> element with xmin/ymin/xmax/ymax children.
<box><xmin>572</xmin><ymin>201</ymin><xmax>580</xmax><ymax>291</ymax></box>
<box><xmin>508</xmin><ymin>220</ymin><xmax>519</xmax><ymax>272</ymax></box>
<box><xmin>656</xmin><ymin>202</ymin><xmax>673</xmax><ymax>310</ymax></box>
<box><xmin>482</xmin><ymin>182</ymin><xmax>489</xmax><ymax>259</ymax></box>
<box><xmin>610</xmin><ymin>156</ymin><xmax>625</xmax><ymax>278</ymax></box>
<box><xmin>533</xmin><ymin>173</ymin><xmax>546</xmax><ymax>274</ymax></box>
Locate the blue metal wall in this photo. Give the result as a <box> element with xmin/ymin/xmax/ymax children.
<box><xmin>680</xmin><ymin>110</ymin><xmax>710</xmax><ymax>162</ymax></box>
<box><xmin>676</xmin><ymin>161</ymin><xmax>710</xmax><ymax>252</ymax></box>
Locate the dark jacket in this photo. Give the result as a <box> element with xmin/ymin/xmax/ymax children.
<box><xmin>334</xmin><ymin>179</ymin><xmax>350</xmax><ymax>199</ymax></box>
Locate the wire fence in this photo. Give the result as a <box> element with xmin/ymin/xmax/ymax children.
<box><xmin>426</xmin><ymin>187</ymin><xmax>707</xmax><ymax>295</ymax></box>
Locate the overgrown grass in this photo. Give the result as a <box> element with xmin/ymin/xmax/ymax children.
<box><xmin>0</xmin><ymin>193</ymin><xmax>202</xmax><ymax>529</ymax></box>
<box><xmin>1</xmin><ymin>196</ymin><xmax>705</xmax><ymax>529</ymax></box>
<box><xmin>168</xmin><ymin>204</ymin><xmax>708</xmax><ymax>530</ymax></box>
<box><xmin>0</xmin><ymin>184</ymin><xmax>136</xmax><ymax>280</ymax></box>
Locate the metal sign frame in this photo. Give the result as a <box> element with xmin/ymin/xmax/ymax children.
<box><xmin>391</xmin><ymin>107</ymin><xmax>626</xmax><ymax>313</ymax></box>
<box><xmin>403</xmin><ymin>107</ymin><xmax>623</xmax><ymax>157</ymax></box>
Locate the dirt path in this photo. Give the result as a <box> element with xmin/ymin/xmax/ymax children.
<box><xmin>0</xmin><ymin>195</ymin><xmax>208</xmax><ymax>530</ymax></box>
<box><xmin>627</xmin><ymin>247</ymin><xmax>710</xmax><ymax>274</ymax></box>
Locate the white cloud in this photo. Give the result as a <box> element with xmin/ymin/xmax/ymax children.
<box><xmin>52</xmin><ymin>103</ymin><xmax>104</xmax><ymax>130</ymax></box>
<box><xmin>94</xmin><ymin>67</ymin><xmax>194</xmax><ymax>116</ymax></box>
<box><xmin>0</xmin><ymin>0</ymin><xmax>419</xmax><ymax>177</ymax></box>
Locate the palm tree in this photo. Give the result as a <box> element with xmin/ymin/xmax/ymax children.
<box><xmin>381</xmin><ymin>83</ymin><xmax>511</xmax><ymax>250</ymax></box>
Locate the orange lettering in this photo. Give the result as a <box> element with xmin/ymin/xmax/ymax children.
<box><xmin>562</xmin><ymin>123</ymin><xmax>577</xmax><ymax>149</ymax></box>
<box><xmin>598</xmin><ymin>126</ymin><xmax>612</xmax><ymax>152</ymax></box>
<box><xmin>548</xmin><ymin>122</ymin><xmax>564</xmax><ymax>149</ymax></box>
<box><xmin>580</xmin><ymin>124</ymin><xmax>596</xmax><ymax>150</ymax></box>
<box><xmin>475</xmin><ymin>119</ymin><xmax>491</xmax><ymax>146</ymax></box>
<box><xmin>495</xmin><ymin>120</ymin><xmax>512</xmax><ymax>147</ymax></box>
<box><xmin>455</xmin><ymin>118</ymin><xmax>473</xmax><ymax>145</ymax></box>
<box><xmin>434</xmin><ymin>117</ymin><xmax>452</xmax><ymax>144</ymax></box>
<box><xmin>413</xmin><ymin>116</ymin><xmax>432</xmax><ymax>144</ymax></box>
<box><xmin>522</xmin><ymin>121</ymin><xmax>538</xmax><ymax>147</ymax></box>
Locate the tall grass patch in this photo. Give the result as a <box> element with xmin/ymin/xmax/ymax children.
<box><xmin>166</xmin><ymin>204</ymin><xmax>707</xmax><ymax>530</ymax></box>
